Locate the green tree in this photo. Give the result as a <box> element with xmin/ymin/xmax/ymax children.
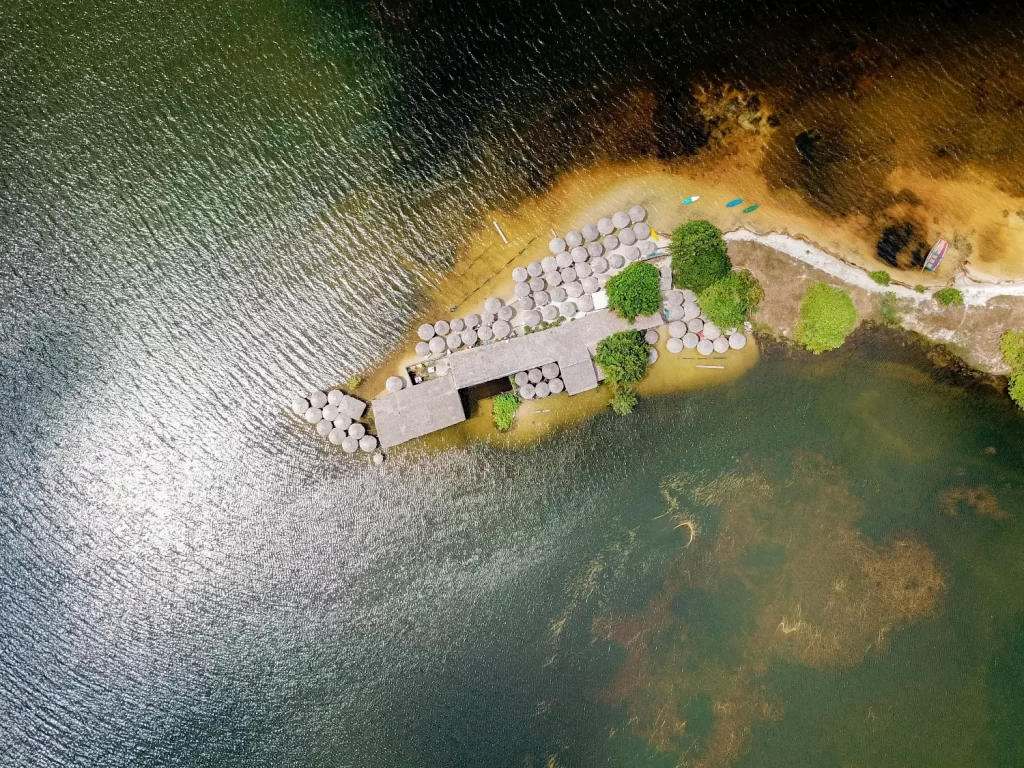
<box><xmin>492</xmin><ymin>391</ymin><xmax>520</xmax><ymax>432</ymax></box>
<box><xmin>1001</xmin><ymin>330</ymin><xmax>1024</xmax><ymax>370</ymax></box>
<box><xmin>606</xmin><ymin>262</ymin><xmax>662</xmax><ymax>322</ymax></box>
<box><xmin>868</xmin><ymin>270</ymin><xmax>891</xmax><ymax>286</ymax></box>
<box><xmin>697</xmin><ymin>269</ymin><xmax>763</xmax><ymax>328</ymax></box>
<box><xmin>795</xmin><ymin>282</ymin><xmax>857</xmax><ymax>354</ymax></box>
<box><xmin>1010</xmin><ymin>371</ymin><xmax>1024</xmax><ymax>408</ymax></box>
<box><xmin>670</xmin><ymin>220</ymin><xmax>731</xmax><ymax>293</ymax></box>
<box><xmin>934</xmin><ymin>287</ymin><xmax>964</xmax><ymax>307</ymax></box>
<box><xmin>595</xmin><ymin>330</ymin><xmax>649</xmax><ymax>386</ymax></box>
<box><xmin>609</xmin><ymin>385</ymin><xmax>638</xmax><ymax>416</ymax></box>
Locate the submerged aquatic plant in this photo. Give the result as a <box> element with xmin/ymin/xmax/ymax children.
<box><xmin>878</xmin><ymin>291</ymin><xmax>901</xmax><ymax>328</ymax></box>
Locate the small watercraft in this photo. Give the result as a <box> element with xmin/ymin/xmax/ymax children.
<box><xmin>682</xmin><ymin>196</ymin><xmax>700</xmax><ymax>204</ymax></box>
<box><xmin>726</xmin><ymin>198</ymin><xmax>744</xmax><ymax>208</ymax></box>
<box><xmin>742</xmin><ymin>204</ymin><xmax>759</xmax><ymax>214</ymax></box>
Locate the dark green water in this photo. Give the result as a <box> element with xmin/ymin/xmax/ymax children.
<box><xmin>3</xmin><ymin>0</ymin><xmax>1024</xmax><ymax>766</ymax></box>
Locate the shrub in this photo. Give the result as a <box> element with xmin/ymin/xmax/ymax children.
<box><xmin>878</xmin><ymin>292</ymin><xmax>901</xmax><ymax>329</ymax></box>
<box><xmin>795</xmin><ymin>282</ymin><xmax>857</xmax><ymax>354</ymax></box>
<box><xmin>1010</xmin><ymin>371</ymin><xmax>1024</xmax><ymax>408</ymax></box>
<box><xmin>934</xmin><ymin>287</ymin><xmax>964</xmax><ymax>307</ymax></box>
<box><xmin>1000</xmin><ymin>330</ymin><xmax>1024</xmax><ymax>370</ymax></box>
<box><xmin>868</xmin><ymin>270</ymin><xmax>891</xmax><ymax>286</ymax></box>
<box><xmin>914</xmin><ymin>284</ymin><xmax>926</xmax><ymax>293</ymax></box>
<box><xmin>670</xmin><ymin>220</ymin><xmax>731</xmax><ymax>293</ymax></box>
<box><xmin>492</xmin><ymin>391</ymin><xmax>520</xmax><ymax>432</ymax></box>
<box><xmin>595</xmin><ymin>330</ymin><xmax>649</xmax><ymax>386</ymax></box>
<box><xmin>606</xmin><ymin>262</ymin><xmax>662</xmax><ymax>322</ymax></box>
<box><xmin>610</xmin><ymin>385</ymin><xmax>638</xmax><ymax>416</ymax></box>
<box><xmin>346</xmin><ymin>374</ymin><xmax>364</xmax><ymax>390</ymax></box>
<box><xmin>698</xmin><ymin>269</ymin><xmax>764</xmax><ymax>328</ymax></box>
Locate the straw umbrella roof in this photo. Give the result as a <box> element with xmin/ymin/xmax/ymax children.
<box><xmin>341</xmin><ymin>436</ymin><xmax>359</xmax><ymax>453</ymax></box>
<box><xmin>667</xmin><ymin>337</ymin><xmax>684</xmax><ymax>353</ymax></box>
<box><xmin>541</xmin><ymin>304</ymin><xmax>559</xmax><ymax>322</ymax></box>
<box><xmin>327</xmin><ymin>390</ymin><xmax>344</xmax><ymax>406</ymax></box>
<box><xmin>418</xmin><ymin>323</ymin><xmax>435</xmax><ymax>340</ymax></box>
<box><xmin>633</xmin><ymin>222</ymin><xmax>651</xmax><ymax>240</ymax></box>
<box><xmin>729</xmin><ymin>333</ymin><xmax>747</xmax><ymax>349</ymax></box>
<box><xmin>683</xmin><ymin>332</ymin><xmax>699</xmax><ymax>348</ymax></box>
<box><xmin>571</xmin><ymin>246</ymin><xmax>588</xmax><ymax>263</ymax></box>
<box><xmin>291</xmin><ymin>397</ymin><xmax>309</xmax><ymax>416</ymax></box>
<box><xmin>575</xmin><ymin>262</ymin><xmax>592</xmax><ymax>279</ymax></box>
<box><xmin>461</xmin><ymin>329</ymin><xmax>478</xmax><ymax>347</ymax></box>
<box><xmin>687</xmin><ymin>318</ymin><xmax>704</xmax><ymax>333</ymax></box>
<box><xmin>484</xmin><ymin>297</ymin><xmax>504</xmax><ymax>314</ymax></box>
<box><xmin>629</xmin><ymin>205</ymin><xmax>647</xmax><ymax>222</ymax></box>
<box><xmin>582</xmin><ymin>276</ymin><xmax>600</xmax><ymax>293</ymax></box>
<box><xmin>560</xmin><ymin>267</ymin><xmax>577</xmax><ymax>283</ymax></box>
<box><xmin>359</xmin><ymin>435</ymin><xmax>378</xmax><ymax>452</ymax></box>
<box><xmin>577</xmin><ymin>294</ymin><xmax>595</xmax><ymax>312</ymax></box>
<box><xmin>304</xmin><ymin>407</ymin><xmax>322</xmax><ymax>423</ymax></box>
<box><xmin>648</xmin><ymin>347</ymin><xmax>659</xmax><ymax>364</ymax></box>
<box><xmin>519</xmin><ymin>296</ymin><xmax>535</xmax><ymax>310</ymax></box>
<box><xmin>682</xmin><ymin>289</ymin><xmax>696</xmax><ymax>302</ymax></box>
<box><xmin>644</xmin><ymin>329</ymin><xmax>660</xmax><ymax>344</ymax></box>
<box><xmin>310</xmin><ymin>390</ymin><xmax>328</xmax><ymax>408</ymax></box>
<box><xmin>515</xmin><ymin>371</ymin><xmax>529</xmax><ymax>387</ymax></box>
<box><xmin>334</xmin><ymin>413</ymin><xmax>353</xmax><ymax>430</ymax></box>
<box><xmin>542</xmin><ymin>362</ymin><xmax>560</xmax><ymax>379</ymax></box>
<box><xmin>328</xmin><ymin>427</ymin><xmax>346</xmax><ymax>445</ymax></box>
<box><xmin>612</xmin><ymin>211</ymin><xmax>631</xmax><ymax>229</ymax></box>
<box><xmin>638</xmin><ymin>239</ymin><xmax>656</xmax><ymax>256</ymax></box>
<box><xmin>603</xmin><ymin>234</ymin><xmax>619</xmax><ymax>250</ymax></box>
<box><xmin>546</xmin><ymin>271</ymin><xmax>563</xmax><ymax>287</ymax></box>
<box><xmin>528</xmin><ymin>367</ymin><xmax>543</xmax><ymax>383</ymax></box>
<box><xmin>623</xmin><ymin>245</ymin><xmax>640</xmax><ymax>262</ymax></box>
<box><xmin>582</xmin><ymin>223</ymin><xmax>599</xmax><ymax>242</ymax></box>
<box><xmin>666</xmin><ymin>290</ymin><xmax>683</xmax><ymax>306</ymax></box>
<box><xmin>683</xmin><ymin>302</ymin><xmax>701</xmax><ymax>320</ymax></box>
<box><xmin>372</xmin><ymin>453</ymin><xmax>384</xmax><ymax>466</ymax></box>
<box><xmin>316</xmin><ymin>419</ymin><xmax>333</xmax><ymax>437</ymax></box>
<box><xmin>565</xmin><ymin>281</ymin><xmax>583</xmax><ymax>298</ymax></box>
<box><xmin>549</xmin><ymin>237</ymin><xmax>566</xmax><ymax>254</ymax></box>
<box><xmin>542</xmin><ymin>256</ymin><xmax>558</xmax><ymax>273</ymax></box>
<box><xmin>598</xmin><ymin>216</ymin><xmax>615</xmax><ymax>235</ymax></box>
<box><xmin>533</xmin><ymin>289</ymin><xmax>550</xmax><ymax>307</ymax></box>
<box><xmin>528</xmin><ymin>261</ymin><xmax>543</xmax><ymax>277</ymax></box>
<box><xmin>450</xmin><ymin>318</ymin><xmax>465</xmax><ymax>332</ymax></box>
<box><xmin>550</xmin><ymin>286</ymin><xmax>567</xmax><ymax>303</ymax></box>
<box><xmin>323</xmin><ymin>403</ymin><xmax>340</xmax><ymax>422</ymax></box>
<box><xmin>561</xmin><ymin>301</ymin><xmax>577</xmax><ymax>318</ymax></box>
<box><xmin>433</xmin><ymin>319</ymin><xmax>450</xmax><ymax>336</ymax></box>
<box><xmin>669</xmin><ymin>320</ymin><xmax>687</xmax><ymax>337</ymax></box>
<box><xmin>586</xmin><ymin>242</ymin><xmax>604</xmax><ymax>259</ymax></box>
<box><xmin>554</xmin><ymin>252</ymin><xmax>570</xmax><ymax>270</ymax></box>
<box><xmin>512</xmin><ymin>266</ymin><xmax>529</xmax><ymax>283</ymax></box>
<box><xmin>590</xmin><ymin>256</ymin><xmax>608</xmax><ymax>274</ymax></box>
<box><xmin>493</xmin><ymin>320</ymin><xmax>511</xmax><ymax>338</ymax></box>
<box><xmin>429</xmin><ymin>336</ymin><xmax>447</xmax><ymax>354</ymax></box>
<box><xmin>497</xmin><ymin>305</ymin><xmax>514</xmax><ymax>321</ymax></box>
<box><xmin>714</xmin><ymin>336</ymin><xmax>730</xmax><ymax>353</ymax></box>
<box><xmin>619</xmin><ymin>227</ymin><xmax>637</xmax><ymax>246</ymax></box>
<box><xmin>529</xmin><ymin>276</ymin><xmax>546</xmax><ymax>292</ymax></box>
<box><xmin>697</xmin><ymin>339</ymin><xmax>714</xmax><ymax>355</ymax></box>
<box><xmin>549</xmin><ymin>377</ymin><xmax>564</xmax><ymax>394</ymax></box>
<box><xmin>446</xmin><ymin>332</ymin><xmax>462</xmax><ymax>350</ymax></box>
<box><xmin>478</xmin><ymin>325</ymin><xmax>494</xmax><ymax>341</ymax></box>
<box><xmin>535</xmin><ymin>381</ymin><xmax>550</xmax><ymax>398</ymax></box>
<box><xmin>385</xmin><ymin>376</ymin><xmax>405</xmax><ymax>394</ymax></box>
<box><xmin>608</xmin><ymin>253</ymin><xmax>624</xmax><ymax>269</ymax></box>
<box><xmin>703</xmin><ymin>323</ymin><xmax>721</xmax><ymax>341</ymax></box>
<box><xmin>465</xmin><ymin>313</ymin><xmax>481</xmax><ymax>328</ymax></box>
<box><xmin>598</xmin><ymin>273</ymin><xmax>610</xmax><ymax>288</ymax></box>
<box><xmin>348</xmin><ymin>422</ymin><xmax>366</xmax><ymax>439</ymax></box>
<box><xmin>522</xmin><ymin>309</ymin><xmax>542</xmax><ymax>327</ymax></box>
<box><xmin>666</xmin><ymin>306</ymin><xmax>684</xmax><ymax>321</ymax></box>
<box><xmin>519</xmin><ymin>383</ymin><xmax>535</xmax><ymax>399</ymax></box>
<box><xmin>515</xmin><ymin>282</ymin><xmax>532</xmax><ymax>299</ymax></box>
<box><xmin>565</xmin><ymin>231</ymin><xmax>583</xmax><ymax>248</ymax></box>
<box><xmin>416</xmin><ymin>341</ymin><xmax>431</xmax><ymax>357</ymax></box>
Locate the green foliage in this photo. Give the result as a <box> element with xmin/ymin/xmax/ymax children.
<box><xmin>1010</xmin><ymin>372</ymin><xmax>1024</xmax><ymax>408</ymax></box>
<box><xmin>522</xmin><ymin>316</ymin><xmax>564</xmax><ymax>334</ymax></box>
<box><xmin>934</xmin><ymin>287</ymin><xmax>964</xmax><ymax>307</ymax></box>
<box><xmin>914</xmin><ymin>284</ymin><xmax>926</xmax><ymax>293</ymax></box>
<box><xmin>697</xmin><ymin>269</ymin><xmax>764</xmax><ymax>328</ymax></box>
<box><xmin>878</xmin><ymin>292</ymin><xmax>901</xmax><ymax>329</ymax></box>
<box><xmin>669</xmin><ymin>220</ymin><xmax>731</xmax><ymax>293</ymax></box>
<box><xmin>1001</xmin><ymin>330</ymin><xmax>1024</xmax><ymax>370</ymax></box>
<box><xmin>595</xmin><ymin>330</ymin><xmax>649</xmax><ymax>386</ymax></box>
<box><xmin>868</xmin><ymin>270</ymin><xmax>891</xmax><ymax>286</ymax></box>
<box><xmin>492</xmin><ymin>391</ymin><xmax>521</xmax><ymax>432</ymax></box>
<box><xmin>609</xmin><ymin>385</ymin><xmax>638</xmax><ymax>416</ymax></box>
<box><xmin>794</xmin><ymin>282</ymin><xmax>857</xmax><ymax>354</ymax></box>
<box><xmin>346</xmin><ymin>374</ymin><xmax>364</xmax><ymax>390</ymax></box>
<box><xmin>606</xmin><ymin>262</ymin><xmax>662</xmax><ymax>322</ymax></box>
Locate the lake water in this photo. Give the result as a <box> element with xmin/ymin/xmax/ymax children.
<box><xmin>3</xmin><ymin>0</ymin><xmax>1024</xmax><ymax>766</ymax></box>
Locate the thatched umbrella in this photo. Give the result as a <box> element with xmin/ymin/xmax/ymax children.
<box><xmin>522</xmin><ymin>309</ymin><xmax>542</xmax><ymax>327</ymax></box>
<box><xmin>310</xmin><ymin>390</ymin><xmax>328</xmax><ymax>409</ymax></box>
<box><xmin>334</xmin><ymin>414</ymin><xmax>353</xmax><ymax>430</ymax></box>
<box><xmin>546</xmin><ymin>270</ymin><xmax>563</xmax><ymax>287</ymax></box>
<box><xmin>465</xmin><ymin>313</ymin><xmax>481</xmax><ymax>328</ymax></box>
<box><xmin>327</xmin><ymin>390</ymin><xmax>344</xmax><ymax>406</ymax></box>
<box><xmin>550</xmin><ymin>286</ymin><xmax>567</xmax><ymax>303</ymax></box>
<box><xmin>582</xmin><ymin>276</ymin><xmax>600</xmax><ymax>293</ymax></box>
<box><xmin>683</xmin><ymin>332</ymin><xmax>699</xmax><ymax>349</ymax></box>
<box><xmin>638</xmin><ymin>239</ymin><xmax>656</xmax><ymax>256</ymax></box>
<box><xmin>519</xmin><ymin>383</ymin><xmax>536</xmax><ymax>399</ymax></box>
<box><xmin>416</xmin><ymin>341</ymin><xmax>431</xmax><ymax>357</ymax></box>
<box><xmin>418</xmin><ymin>323</ymin><xmax>435</xmax><ymax>341</ymax></box>
<box><xmin>348</xmin><ymin>422</ymin><xmax>366</xmax><ymax>439</ymax></box>
<box><xmin>478</xmin><ymin>325</ymin><xmax>494</xmax><ymax>342</ymax></box>
<box><xmin>603</xmin><ymin>234</ymin><xmax>620</xmax><ymax>251</ymax></box>
<box><xmin>703</xmin><ymin>323</ymin><xmax>721</xmax><ymax>341</ymax></box>
<box><xmin>598</xmin><ymin>216</ymin><xmax>615</xmax><ymax>235</ymax></box>
<box><xmin>629</xmin><ymin>205</ymin><xmax>647</xmax><ymax>222</ymax></box>
<box><xmin>577</xmin><ymin>294</ymin><xmax>595</xmax><ymax>312</ymax></box>
<box><xmin>549</xmin><ymin>237</ymin><xmax>566</xmax><ymax>254</ymax></box>
<box><xmin>542</xmin><ymin>304</ymin><xmax>559</xmax><ymax>322</ymax></box>
<box><xmin>729</xmin><ymin>333</ymin><xmax>747</xmax><ymax>350</ymax></box>
<box><xmin>542</xmin><ymin>256</ymin><xmax>558</xmax><ymax>273</ymax></box>
<box><xmin>328</xmin><ymin>427</ymin><xmax>346</xmax><ymax>445</ymax></box>
<box><xmin>571</xmin><ymin>246</ymin><xmax>588</xmax><ymax>264</ymax></box>
<box><xmin>433</xmin><ymin>319</ymin><xmax>450</xmax><ymax>336</ymax></box>
<box><xmin>683</xmin><ymin>302</ymin><xmax>701</xmax><ymax>320</ymax></box>
<box><xmin>648</xmin><ymin>347</ymin><xmax>659</xmax><ymax>364</ymax></box>
<box><xmin>681</xmin><ymin>289</ymin><xmax>696</xmax><ymax>302</ymax></box>
<box><xmin>713</xmin><ymin>336</ymin><xmax>730</xmax><ymax>353</ymax></box>
<box><xmin>549</xmin><ymin>377</ymin><xmax>565</xmax><ymax>394</ymax></box>
<box><xmin>687</xmin><ymin>318</ymin><xmax>704</xmax><ymax>334</ymax></box>
<box><xmin>590</xmin><ymin>256</ymin><xmax>608</xmax><ymax>274</ymax></box>
<box><xmin>561</xmin><ymin>301</ymin><xmax>577</xmax><ymax>318</ymax></box>
<box><xmin>565</xmin><ymin>281</ymin><xmax>584</xmax><ymax>298</ymax></box>
<box><xmin>529</xmin><ymin>276</ymin><xmax>546</xmax><ymax>292</ymax></box>
<box><xmin>316</xmin><ymin>418</ymin><xmax>334</xmax><ymax>437</ymax></box>
<box><xmin>341</xmin><ymin>436</ymin><xmax>360</xmax><ymax>453</ymax></box>
<box><xmin>633</xmin><ymin>222</ymin><xmax>651</xmax><ymax>240</ymax></box>
<box><xmin>291</xmin><ymin>397</ymin><xmax>309</xmax><ymax>416</ymax></box>
<box><xmin>484</xmin><ymin>297</ymin><xmax>504</xmax><ymax>314</ymax></box>
<box><xmin>669</xmin><ymin>320</ymin><xmax>687</xmax><ymax>337</ymax></box>
<box><xmin>533</xmin><ymin>289</ymin><xmax>551</xmax><ymax>307</ymax></box>
<box><xmin>560</xmin><ymin>266</ymin><xmax>577</xmax><ymax>283</ymax></box>
<box><xmin>619</xmin><ymin>227</ymin><xmax>637</xmax><ymax>246</ymax></box>
<box><xmin>535</xmin><ymin>381</ymin><xmax>550</xmax><ymax>398</ymax></box>
<box><xmin>493</xmin><ymin>320</ymin><xmax>511</xmax><ymax>339</ymax></box>
<box><xmin>519</xmin><ymin>296</ymin><xmax>535</xmax><ymax>310</ymax></box>
<box><xmin>667</xmin><ymin>337</ymin><xmax>684</xmax><ymax>353</ymax></box>
<box><xmin>660</xmin><ymin>266</ymin><xmax>672</xmax><ymax>286</ymax></box>
<box><xmin>565</xmin><ymin>231</ymin><xmax>583</xmax><ymax>248</ymax></box>
<box><xmin>497</xmin><ymin>305</ymin><xmax>514</xmax><ymax>321</ymax></box>
<box><xmin>576</xmin><ymin>262</ymin><xmax>592</xmax><ymax>279</ymax></box>
<box><xmin>666</xmin><ymin>306</ymin><xmax>685</xmax><ymax>321</ymax></box>
<box><xmin>446</xmin><ymin>332</ymin><xmax>462</xmax><ymax>351</ymax></box>
<box><xmin>612</xmin><ymin>211</ymin><xmax>631</xmax><ymax>229</ymax></box>
<box><xmin>515</xmin><ymin>371</ymin><xmax>529</xmax><ymax>387</ymax></box>
<box><xmin>608</xmin><ymin>253</ymin><xmax>624</xmax><ymax>269</ymax></box>
<box><xmin>556</xmin><ymin>251</ymin><xmax>573</xmax><ymax>269</ymax></box>
<box><xmin>304</xmin><ymin>407</ymin><xmax>322</xmax><ymax>424</ymax></box>
<box><xmin>542</xmin><ymin>362</ymin><xmax>560</xmax><ymax>379</ymax></box>
<box><xmin>512</xmin><ymin>266</ymin><xmax>529</xmax><ymax>283</ymax></box>
<box><xmin>461</xmin><ymin>329</ymin><xmax>478</xmax><ymax>347</ymax></box>
<box><xmin>450</xmin><ymin>318</ymin><xmax>466</xmax><ymax>332</ymax></box>
<box><xmin>666</xmin><ymin>290</ymin><xmax>684</xmax><ymax>307</ymax></box>
<box><xmin>582</xmin><ymin>223</ymin><xmax>600</xmax><ymax>242</ymax></box>
<box><xmin>586</xmin><ymin>242</ymin><xmax>604</xmax><ymax>259</ymax></box>
<box><xmin>482</xmin><ymin>312</ymin><xmax>496</xmax><ymax>326</ymax></box>
<box><xmin>429</xmin><ymin>336</ymin><xmax>447</xmax><ymax>354</ymax></box>
<box><xmin>515</xmin><ymin>282</ymin><xmax>532</xmax><ymax>299</ymax></box>
<box><xmin>528</xmin><ymin>367</ymin><xmax>543</xmax><ymax>383</ymax></box>
<box><xmin>697</xmin><ymin>339</ymin><xmax>714</xmax><ymax>356</ymax></box>
<box><xmin>623</xmin><ymin>245</ymin><xmax>640</xmax><ymax>262</ymax></box>
<box><xmin>645</xmin><ymin>329</ymin><xmax>659</xmax><ymax>344</ymax></box>
<box><xmin>359</xmin><ymin>435</ymin><xmax>378</xmax><ymax>452</ymax></box>
<box><xmin>323</xmin><ymin>403</ymin><xmax>340</xmax><ymax>422</ymax></box>
<box><xmin>528</xmin><ymin>261</ymin><xmax>543</xmax><ymax>277</ymax></box>
<box><xmin>372</xmin><ymin>453</ymin><xmax>384</xmax><ymax>466</ymax></box>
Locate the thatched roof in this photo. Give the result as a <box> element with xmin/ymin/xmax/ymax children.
<box><xmin>629</xmin><ymin>205</ymin><xmax>647</xmax><ymax>223</ymax></box>
<box><xmin>310</xmin><ymin>390</ymin><xmax>328</xmax><ymax>409</ymax></box>
<box><xmin>304</xmin><ymin>407</ymin><xmax>322</xmax><ymax>424</ymax></box>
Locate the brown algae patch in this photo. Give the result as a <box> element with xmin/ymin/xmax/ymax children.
<box><xmin>593</xmin><ymin>452</ymin><xmax>943</xmax><ymax>767</ymax></box>
<box><xmin>940</xmin><ymin>486</ymin><xmax>1011</xmax><ymax>520</ymax></box>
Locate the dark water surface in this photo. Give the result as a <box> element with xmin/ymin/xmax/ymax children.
<box><xmin>3</xmin><ymin>0</ymin><xmax>1024</xmax><ymax>766</ymax></box>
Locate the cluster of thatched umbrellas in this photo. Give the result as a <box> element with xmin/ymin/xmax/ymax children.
<box><xmin>291</xmin><ymin>388</ymin><xmax>382</xmax><ymax>461</ymax></box>
<box><xmin>414</xmin><ymin>296</ymin><xmax>515</xmax><ymax>357</ymax></box>
<box><xmin>514</xmin><ymin>362</ymin><xmax>564</xmax><ymax>400</ymax></box>
<box><xmin>660</xmin><ymin>290</ymin><xmax>748</xmax><ymax>355</ymax></box>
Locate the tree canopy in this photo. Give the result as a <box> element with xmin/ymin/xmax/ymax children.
<box><xmin>794</xmin><ymin>282</ymin><xmax>857</xmax><ymax>354</ymax></box>
<box><xmin>595</xmin><ymin>330</ymin><xmax>649</xmax><ymax>386</ymax></box>
<box><xmin>492</xmin><ymin>391</ymin><xmax>520</xmax><ymax>432</ymax></box>
<box><xmin>670</xmin><ymin>220</ymin><xmax>731</xmax><ymax>293</ymax></box>
<box><xmin>697</xmin><ymin>269</ymin><xmax>763</xmax><ymax>328</ymax></box>
<box><xmin>606</xmin><ymin>262</ymin><xmax>662</xmax><ymax>322</ymax></box>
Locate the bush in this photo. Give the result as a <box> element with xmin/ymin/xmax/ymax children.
<box><xmin>492</xmin><ymin>391</ymin><xmax>520</xmax><ymax>432</ymax></box>
<box><xmin>795</xmin><ymin>282</ymin><xmax>857</xmax><ymax>354</ymax></box>
<box><xmin>914</xmin><ymin>284</ymin><xmax>926</xmax><ymax>293</ymax></box>
<box><xmin>1010</xmin><ymin>371</ymin><xmax>1024</xmax><ymax>408</ymax></box>
<box><xmin>610</xmin><ymin>385</ymin><xmax>638</xmax><ymax>416</ymax></box>
<box><xmin>879</xmin><ymin>292</ymin><xmax>901</xmax><ymax>328</ymax></box>
<box><xmin>595</xmin><ymin>330</ymin><xmax>649</xmax><ymax>386</ymax></box>
<box><xmin>606</xmin><ymin>262</ymin><xmax>662</xmax><ymax>322</ymax></box>
<box><xmin>868</xmin><ymin>270</ymin><xmax>891</xmax><ymax>286</ymax></box>
<box><xmin>934</xmin><ymin>287</ymin><xmax>964</xmax><ymax>307</ymax></box>
<box><xmin>697</xmin><ymin>269</ymin><xmax>764</xmax><ymax>328</ymax></box>
<box><xmin>1001</xmin><ymin>330</ymin><xmax>1024</xmax><ymax>370</ymax></box>
<box><xmin>670</xmin><ymin>220</ymin><xmax>731</xmax><ymax>293</ymax></box>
